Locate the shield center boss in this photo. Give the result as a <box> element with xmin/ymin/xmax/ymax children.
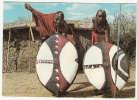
<box><xmin>36</xmin><ymin>34</ymin><xmax>78</xmax><ymax>96</ymax></box>
<box><xmin>83</xmin><ymin>41</ymin><xmax>129</xmax><ymax>95</ymax></box>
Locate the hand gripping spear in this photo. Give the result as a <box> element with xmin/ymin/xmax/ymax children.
<box><xmin>114</xmin><ymin>4</ymin><xmax>121</xmax><ymax>98</ymax></box>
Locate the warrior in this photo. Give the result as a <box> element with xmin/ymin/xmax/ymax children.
<box><xmin>91</xmin><ymin>10</ymin><xmax>110</xmax><ymax>45</ymax></box>
<box><xmin>25</xmin><ymin>3</ymin><xmax>74</xmax><ymax>43</ymax></box>
<box><xmin>91</xmin><ymin>10</ymin><xmax>110</xmax><ymax>95</ymax></box>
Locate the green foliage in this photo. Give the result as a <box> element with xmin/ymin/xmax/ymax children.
<box><xmin>109</xmin><ymin>11</ymin><xmax>136</xmax><ymax>61</ymax></box>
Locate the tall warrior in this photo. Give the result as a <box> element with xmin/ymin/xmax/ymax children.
<box><xmin>25</xmin><ymin>3</ymin><xmax>74</xmax><ymax>43</ymax></box>
<box><xmin>91</xmin><ymin>10</ymin><xmax>110</xmax><ymax>45</ymax></box>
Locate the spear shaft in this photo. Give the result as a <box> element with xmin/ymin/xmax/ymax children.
<box><xmin>114</xmin><ymin>4</ymin><xmax>121</xmax><ymax>98</ymax></box>
<box><xmin>26</xmin><ymin>9</ymin><xmax>34</xmax><ymax>41</ymax></box>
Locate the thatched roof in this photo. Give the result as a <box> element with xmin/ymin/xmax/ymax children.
<box><xmin>3</xmin><ymin>21</ymin><xmax>35</xmax><ymax>30</ymax></box>
<box><xmin>66</xmin><ymin>20</ymin><xmax>93</xmax><ymax>30</ymax></box>
<box><xmin>3</xmin><ymin>20</ymin><xmax>93</xmax><ymax>31</ymax></box>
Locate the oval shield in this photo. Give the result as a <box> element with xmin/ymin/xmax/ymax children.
<box><xmin>83</xmin><ymin>41</ymin><xmax>129</xmax><ymax>95</ymax></box>
<box><xmin>36</xmin><ymin>34</ymin><xmax>78</xmax><ymax>96</ymax></box>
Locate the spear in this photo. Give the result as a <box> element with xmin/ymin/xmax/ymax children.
<box><xmin>26</xmin><ymin>8</ymin><xmax>35</xmax><ymax>73</ymax></box>
<box><xmin>26</xmin><ymin>9</ymin><xmax>35</xmax><ymax>41</ymax></box>
<box><xmin>114</xmin><ymin>4</ymin><xmax>121</xmax><ymax>98</ymax></box>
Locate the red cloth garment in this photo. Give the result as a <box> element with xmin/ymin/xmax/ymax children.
<box><xmin>32</xmin><ymin>9</ymin><xmax>56</xmax><ymax>40</ymax></box>
<box><xmin>91</xmin><ymin>30</ymin><xmax>105</xmax><ymax>45</ymax></box>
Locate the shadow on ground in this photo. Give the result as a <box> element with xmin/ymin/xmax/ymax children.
<box><xmin>61</xmin><ymin>81</ymin><xmax>135</xmax><ymax>98</ymax></box>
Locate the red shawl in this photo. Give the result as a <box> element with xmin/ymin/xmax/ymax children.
<box><xmin>91</xmin><ymin>30</ymin><xmax>105</xmax><ymax>45</ymax></box>
<box><xmin>32</xmin><ymin>9</ymin><xmax>56</xmax><ymax>40</ymax></box>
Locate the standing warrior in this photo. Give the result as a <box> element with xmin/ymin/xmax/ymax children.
<box><xmin>91</xmin><ymin>10</ymin><xmax>110</xmax><ymax>95</ymax></box>
<box><xmin>25</xmin><ymin>3</ymin><xmax>74</xmax><ymax>43</ymax></box>
<box><xmin>91</xmin><ymin>10</ymin><xmax>110</xmax><ymax>45</ymax></box>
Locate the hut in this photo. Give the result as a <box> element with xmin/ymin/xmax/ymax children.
<box><xmin>3</xmin><ymin>20</ymin><xmax>93</xmax><ymax>72</ymax></box>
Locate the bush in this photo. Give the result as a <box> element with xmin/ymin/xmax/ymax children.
<box><xmin>109</xmin><ymin>11</ymin><xmax>136</xmax><ymax>61</ymax></box>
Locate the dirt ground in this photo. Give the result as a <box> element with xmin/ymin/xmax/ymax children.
<box><xmin>2</xmin><ymin>67</ymin><xmax>135</xmax><ymax>98</ymax></box>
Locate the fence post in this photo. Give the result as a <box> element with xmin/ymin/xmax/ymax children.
<box><xmin>6</xmin><ymin>29</ymin><xmax>11</xmax><ymax>73</ymax></box>
<box><xmin>29</xmin><ymin>29</ymin><xmax>31</xmax><ymax>73</ymax></box>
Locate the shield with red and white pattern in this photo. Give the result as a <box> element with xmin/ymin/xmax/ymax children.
<box><xmin>36</xmin><ymin>34</ymin><xmax>78</xmax><ymax>96</ymax></box>
<box><xmin>83</xmin><ymin>41</ymin><xmax>129</xmax><ymax>95</ymax></box>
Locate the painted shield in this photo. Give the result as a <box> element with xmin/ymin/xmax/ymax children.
<box><xmin>36</xmin><ymin>34</ymin><xmax>78</xmax><ymax>95</ymax></box>
<box><xmin>83</xmin><ymin>41</ymin><xmax>129</xmax><ymax>95</ymax></box>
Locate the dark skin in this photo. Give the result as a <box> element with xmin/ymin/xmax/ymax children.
<box><xmin>53</xmin><ymin>13</ymin><xmax>68</xmax><ymax>37</ymax></box>
<box><xmin>25</xmin><ymin>3</ymin><xmax>68</xmax><ymax>37</ymax></box>
<box><xmin>92</xmin><ymin>10</ymin><xmax>110</xmax><ymax>42</ymax></box>
<box><xmin>96</xmin><ymin>11</ymin><xmax>106</xmax><ymax>24</ymax></box>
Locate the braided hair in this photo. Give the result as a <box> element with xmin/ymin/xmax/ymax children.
<box><xmin>93</xmin><ymin>10</ymin><xmax>109</xmax><ymax>34</ymax></box>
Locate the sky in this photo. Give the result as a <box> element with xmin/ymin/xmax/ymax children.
<box><xmin>3</xmin><ymin>2</ymin><xmax>136</xmax><ymax>23</ymax></box>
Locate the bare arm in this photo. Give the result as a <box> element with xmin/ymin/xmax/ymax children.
<box><xmin>105</xmin><ymin>26</ymin><xmax>110</xmax><ymax>42</ymax></box>
<box><xmin>60</xmin><ymin>22</ymin><xmax>69</xmax><ymax>37</ymax></box>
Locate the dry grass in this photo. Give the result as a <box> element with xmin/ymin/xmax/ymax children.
<box><xmin>2</xmin><ymin>67</ymin><xmax>135</xmax><ymax>98</ymax></box>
